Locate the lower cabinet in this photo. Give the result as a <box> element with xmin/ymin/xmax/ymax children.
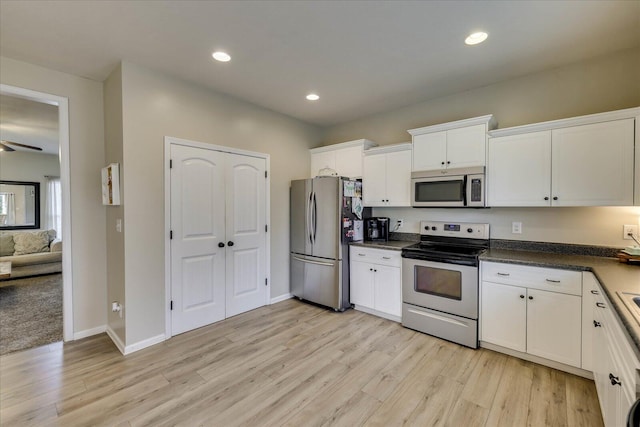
<box><xmin>588</xmin><ymin>272</ymin><xmax>638</xmax><ymax>427</ymax></box>
<box><xmin>349</xmin><ymin>246</ymin><xmax>402</xmax><ymax>321</ymax></box>
<box><xmin>480</xmin><ymin>261</ymin><xmax>582</xmax><ymax>368</ymax></box>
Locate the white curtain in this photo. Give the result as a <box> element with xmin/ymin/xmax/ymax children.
<box><xmin>45</xmin><ymin>177</ymin><xmax>62</xmax><ymax>237</ymax></box>
<box><xmin>1</xmin><ymin>193</ymin><xmax>16</xmax><ymax>225</ymax></box>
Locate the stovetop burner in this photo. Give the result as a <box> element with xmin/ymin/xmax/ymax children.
<box><xmin>401</xmin><ymin>221</ymin><xmax>490</xmax><ymax>266</ymax></box>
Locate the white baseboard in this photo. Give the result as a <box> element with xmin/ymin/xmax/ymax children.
<box><xmin>354</xmin><ymin>305</ymin><xmax>401</xmax><ymax>323</ymax></box>
<box><xmin>271</xmin><ymin>293</ymin><xmax>292</xmax><ymax>304</ymax></box>
<box><xmin>106</xmin><ymin>325</ymin><xmax>125</xmax><ymax>354</ymax></box>
<box><xmin>106</xmin><ymin>327</ymin><xmax>165</xmax><ymax>355</ymax></box>
<box><xmin>73</xmin><ymin>325</ymin><xmax>106</xmax><ymax>341</ymax></box>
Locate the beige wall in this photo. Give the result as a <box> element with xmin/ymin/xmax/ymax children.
<box><xmin>323</xmin><ymin>47</ymin><xmax>640</xmax><ymax>248</ymax></box>
<box><xmin>117</xmin><ymin>62</ymin><xmax>322</xmax><ymax>345</ymax></box>
<box><xmin>0</xmin><ymin>151</ymin><xmax>60</xmax><ymax>229</ymax></box>
<box><xmin>324</xmin><ymin>47</ymin><xmax>640</xmax><ymax>145</ymax></box>
<box><xmin>103</xmin><ymin>64</ymin><xmax>126</xmax><ymax>343</ymax></box>
<box><xmin>0</xmin><ymin>57</ymin><xmax>107</xmax><ymax>335</ymax></box>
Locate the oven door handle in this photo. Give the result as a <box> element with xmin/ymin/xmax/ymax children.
<box><xmin>406</xmin><ymin>308</ymin><xmax>469</xmax><ymax>328</ymax></box>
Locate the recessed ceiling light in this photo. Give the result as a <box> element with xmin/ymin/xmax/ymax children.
<box><xmin>465</xmin><ymin>32</ymin><xmax>488</xmax><ymax>45</ymax></box>
<box><xmin>306</xmin><ymin>93</ymin><xmax>320</xmax><ymax>101</ymax></box>
<box><xmin>212</xmin><ymin>51</ymin><xmax>231</xmax><ymax>62</ymax></box>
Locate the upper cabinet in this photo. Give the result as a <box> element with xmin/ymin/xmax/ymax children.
<box><xmin>408</xmin><ymin>115</ymin><xmax>497</xmax><ymax>172</ymax></box>
<box><xmin>309</xmin><ymin>139</ymin><xmax>377</xmax><ymax>179</ymax></box>
<box><xmin>362</xmin><ymin>143</ymin><xmax>412</xmax><ymax>207</ymax></box>
<box><xmin>488</xmin><ymin>108</ymin><xmax>639</xmax><ymax>207</ymax></box>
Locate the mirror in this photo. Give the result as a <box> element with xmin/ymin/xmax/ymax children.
<box><xmin>0</xmin><ymin>181</ymin><xmax>40</xmax><ymax>230</ymax></box>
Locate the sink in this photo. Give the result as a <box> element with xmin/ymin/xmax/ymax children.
<box><xmin>617</xmin><ymin>292</ymin><xmax>640</xmax><ymax>325</ymax></box>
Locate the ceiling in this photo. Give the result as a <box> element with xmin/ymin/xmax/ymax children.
<box><xmin>0</xmin><ymin>1</ymin><xmax>638</xmax><ymax>127</ymax></box>
<box><xmin>0</xmin><ymin>94</ymin><xmax>59</xmax><ymax>155</ymax></box>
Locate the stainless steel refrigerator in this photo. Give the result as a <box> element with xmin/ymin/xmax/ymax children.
<box><xmin>290</xmin><ymin>176</ymin><xmax>368</xmax><ymax>311</ymax></box>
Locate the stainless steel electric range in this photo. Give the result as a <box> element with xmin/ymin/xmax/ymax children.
<box><xmin>401</xmin><ymin>221</ymin><xmax>489</xmax><ymax>348</ymax></box>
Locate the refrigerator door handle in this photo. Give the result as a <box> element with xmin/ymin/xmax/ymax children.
<box><xmin>292</xmin><ymin>256</ymin><xmax>335</xmax><ymax>267</ymax></box>
<box><xmin>307</xmin><ymin>191</ymin><xmax>313</xmax><ymax>245</ymax></box>
<box><xmin>312</xmin><ymin>192</ymin><xmax>318</xmax><ymax>244</ymax></box>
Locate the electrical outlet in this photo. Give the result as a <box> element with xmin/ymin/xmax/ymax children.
<box><xmin>512</xmin><ymin>222</ymin><xmax>522</xmax><ymax>234</ymax></box>
<box><xmin>623</xmin><ymin>225</ymin><xmax>639</xmax><ymax>240</ymax></box>
<box><xmin>397</xmin><ymin>219</ymin><xmax>404</xmax><ymax>229</ymax></box>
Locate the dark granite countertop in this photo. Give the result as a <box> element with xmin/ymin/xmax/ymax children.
<box><xmin>480</xmin><ymin>248</ymin><xmax>640</xmax><ymax>358</ymax></box>
<box><xmin>350</xmin><ymin>240</ymin><xmax>418</xmax><ymax>251</ymax></box>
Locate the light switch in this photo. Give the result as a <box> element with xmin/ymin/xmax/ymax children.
<box><xmin>116</xmin><ymin>219</ymin><xmax>122</xmax><ymax>233</ymax></box>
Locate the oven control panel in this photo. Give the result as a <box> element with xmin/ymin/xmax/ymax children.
<box><xmin>420</xmin><ymin>221</ymin><xmax>489</xmax><ymax>239</ymax></box>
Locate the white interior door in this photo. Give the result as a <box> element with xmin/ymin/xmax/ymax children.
<box><xmin>170</xmin><ymin>144</ymin><xmax>226</xmax><ymax>335</ymax></box>
<box><xmin>225</xmin><ymin>153</ymin><xmax>267</xmax><ymax>317</ymax></box>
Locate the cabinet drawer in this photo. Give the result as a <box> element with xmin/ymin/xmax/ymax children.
<box><xmin>350</xmin><ymin>246</ymin><xmax>401</xmax><ymax>267</ymax></box>
<box><xmin>481</xmin><ymin>262</ymin><xmax>582</xmax><ymax>296</ymax></box>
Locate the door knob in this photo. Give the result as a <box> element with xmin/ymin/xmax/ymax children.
<box><xmin>218</xmin><ymin>242</ymin><xmax>225</xmax><ymax>248</ymax></box>
<box><xmin>228</xmin><ymin>241</ymin><xmax>234</xmax><ymax>247</ymax></box>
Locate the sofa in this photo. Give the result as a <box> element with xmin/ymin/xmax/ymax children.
<box><xmin>0</xmin><ymin>229</ymin><xmax>62</xmax><ymax>280</ymax></box>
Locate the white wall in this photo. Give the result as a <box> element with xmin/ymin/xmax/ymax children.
<box><xmin>0</xmin><ymin>56</ymin><xmax>107</xmax><ymax>336</ymax></box>
<box><xmin>324</xmin><ymin>47</ymin><xmax>640</xmax><ymax>248</ymax></box>
<box><xmin>0</xmin><ymin>151</ymin><xmax>60</xmax><ymax>229</ymax></box>
<box><xmin>116</xmin><ymin>62</ymin><xmax>322</xmax><ymax>345</ymax></box>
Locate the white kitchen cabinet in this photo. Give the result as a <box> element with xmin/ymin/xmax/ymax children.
<box><xmin>408</xmin><ymin>115</ymin><xmax>496</xmax><ymax>172</ymax></box>
<box><xmin>362</xmin><ymin>143</ymin><xmax>411</xmax><ymax>207</ymax></box>
<box><xmin>480</xmin><ymin>281</ymin><xmax>526</xmax><ymax>352</ymax></box>
<box><xmin>349</xmin><ymin>246</ymin><xmax>402</xmax><ymax>321</ymax></box>
<box><xmin>588</xmin><ymin>273</ymin><xmax>639</xmax><ymax>427</ymax></box>
<box><xmin>488</xmin><ymin>109</ymin><xmax>638</xmax><ymax>207</ymax></box>
<box><xmin>480</xmin><ymin>261</ymin><xmax>583</xmax><ymax>368</ymax></box>
<box><xmin>309</xmin><ymin>139</ymin><xmax>377</xmax><ymax>178</ymax></box>
<box><xmin>552</xmin><ymin>119</ymin><xmax>634</xmax><ymax>206</ymax></box>
<box><xmin>487</xmin><ymin>131</ymin><xmax>552</xmax><ymax>206</ymax></box>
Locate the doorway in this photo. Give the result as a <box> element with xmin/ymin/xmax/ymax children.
<box><xmin>0</xmin><ymin>84</ymin><xmax>73</xmax><ymax>344</ymax></box>
<box><xmin>165</xmin><ymin>137</ymin><xmax>270</xmax><ymax>336</ymax></box>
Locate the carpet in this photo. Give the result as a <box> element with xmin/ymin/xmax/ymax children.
<box><xmin>0</xmin><ymin>273</ymin><xmax>62</xmax><ymax>355</ymax></box>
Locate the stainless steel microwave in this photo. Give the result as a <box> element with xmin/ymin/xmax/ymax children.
<box><xmin>411</xmin><ymin>166</ymin><xmax>485</xmax><ymax>207</ymax></box>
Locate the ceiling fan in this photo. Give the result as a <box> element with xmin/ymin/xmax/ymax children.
<box><xmin>0</xmin><ymin>140</ymin><xmax>42</xmax><ymax>152</ymax></box>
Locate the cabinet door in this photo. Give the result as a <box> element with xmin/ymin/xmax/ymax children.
<box><xmin>335</xmin><ymin>145</ymin><xmax>364</xmax><ymax>178</ymax></box>
<box><xmin>385</xmin><ymin>150</ymin><xmax>412</xmax><ymax>207</ymax></box>
<box><xmin>552</xmin><ymin>119</ymin><xmax>634</xmax><ymax>206</ymax></box>
<box><xmin>480</xmin><ymin>281</ymin><xmax>526</xmax><ymax>352</ymax></box>
<box><xmin>527</xmin><ymin>288</ymin><xmax>581</xmax><ymax>367</ymax></box>
<box><xmin>446</xmin><ymin>124</ymin><xmax>487</xmax><ymax>168</ymax></box>
<box><xmin>310</xmin><ymin>151</ymin><xmax>336</xmax><ymax>177</ymax></box>
<box><xmin>362</xmin><ymin>153</ymin><xmax>388</xmax><ymax>206</ymax></box>
<box><xmin>412</xmin><ymin>131</ymin><xmax>446</xmax><ymax>171</ymax></box>
<box><xmin>350</xmin><ymin>261</ymin><xmax>374</xmax><ymax>308</ymax></box>
<box><xmin>373</xmin><ymin>265</ymin><xmax>402</xmax><ymax>317</ymax></box>
<box><xmin>487</xmin><ymin>131</ymin><xmax>551</xmax><ymax>206</ymax></box>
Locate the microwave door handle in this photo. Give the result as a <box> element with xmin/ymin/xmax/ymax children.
<box><xmin>463</xmin><ymin>175</ymin><xmax>468</xmax><ymax>206</ymax></box>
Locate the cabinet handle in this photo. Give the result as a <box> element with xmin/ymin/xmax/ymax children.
<box><xmin>593</xmin><ymin>320</ymin><xmax>602</xmax><ymax>328</ymax></box>
<box><xmin>590</xmin><ymin>290</ymin><xmax>599</xmax><ymax>295</ymax></box>
<box><xmin>545</xmin><ymin>279</ymin><xmax>561</xmax><ymax>283</ymax></box>
<box><xmin>358</xmin><ymin>254</ymin><xmax>366</xmax><ymax>256</ymax></box>
<box><xmin>369</xmin><ymin>268</ymin><xmax>373</xmax><ymax>271</ymax></box>
<box><xmin>596</xmin><ymin>302</ymin><xmax>606</xmax><ymax>308</ymax></box>
<box><xmin>374</xmin><ymin>269</ymin><xmax>377</xmax><ymax>272</ymax></box>
<box><xmin>227</xmin><ymin>241</ymin><xmax>234</xmax><ymax>247</ymax></box>
<box><xmin>553</xmin><ymin>196</ymin><xmax>558</xmax><ymax>201</ymax></box>
<box><xmin>447</xmin><ymin>161</ymin><xmax>451</xmax><ymax>164</ymax></box>
<box><xmin>520</xmin><ymin>295</ymin><xmax>525</xmax><ymax>299</ymax></box>
<box><xmin>609</xmin><ymin>373</ymin><xmax>621</xmax><ymax>386</ymax></box>
<box><xmin>497</xmin><ymin>272</ymin><xmax>510</xmax><ymax>277</ymax></box>
<box><xmin>528</xmin><ymin>296</ymin><xmax>533</xmax><ymax>300</ymax></box>
<box><xmin>218</xmin><ymin>242</ymin><xmax>225</xmax><ymax>248</ymax></box>
<box><xmin>382</xmin><ymin>256</ymin><xmax>391</xmax><ymax>260</ymax></box>
<box><xmin>441</xmin><ymin>161</ymin><xmax>445</xmax><ymax>165</ymax></box>
<box><xmin>544</xmin><ymin>196</ymin><xmax>549</xmax><ymax>201</ymax></box>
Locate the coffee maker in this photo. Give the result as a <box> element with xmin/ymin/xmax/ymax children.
<box><xmin>364</xmin><ymin>217</ymin><xmax>390</xmax><ymax>242</ymax></box>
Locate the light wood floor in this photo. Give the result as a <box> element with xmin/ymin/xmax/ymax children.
<box><xmin>0</xmin><ymin>299</ymin><xmax>603</xmax><ymax>426</ymax></box>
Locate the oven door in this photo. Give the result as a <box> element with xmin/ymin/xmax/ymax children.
<box><xmin>411</xmin><ymin>175</ymin><xmax>466</xmax><ymax>207</ymax></box>
<box><xmin>402</xmin><ymin>258</ymin><xmax>478</xmax><ymax>319</ymax></box>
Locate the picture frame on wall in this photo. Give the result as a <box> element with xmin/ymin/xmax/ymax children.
<box><xmin>101</xmin><ymin>163</ymin><xmax>120</xmax><ymax>205</ymax></box>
